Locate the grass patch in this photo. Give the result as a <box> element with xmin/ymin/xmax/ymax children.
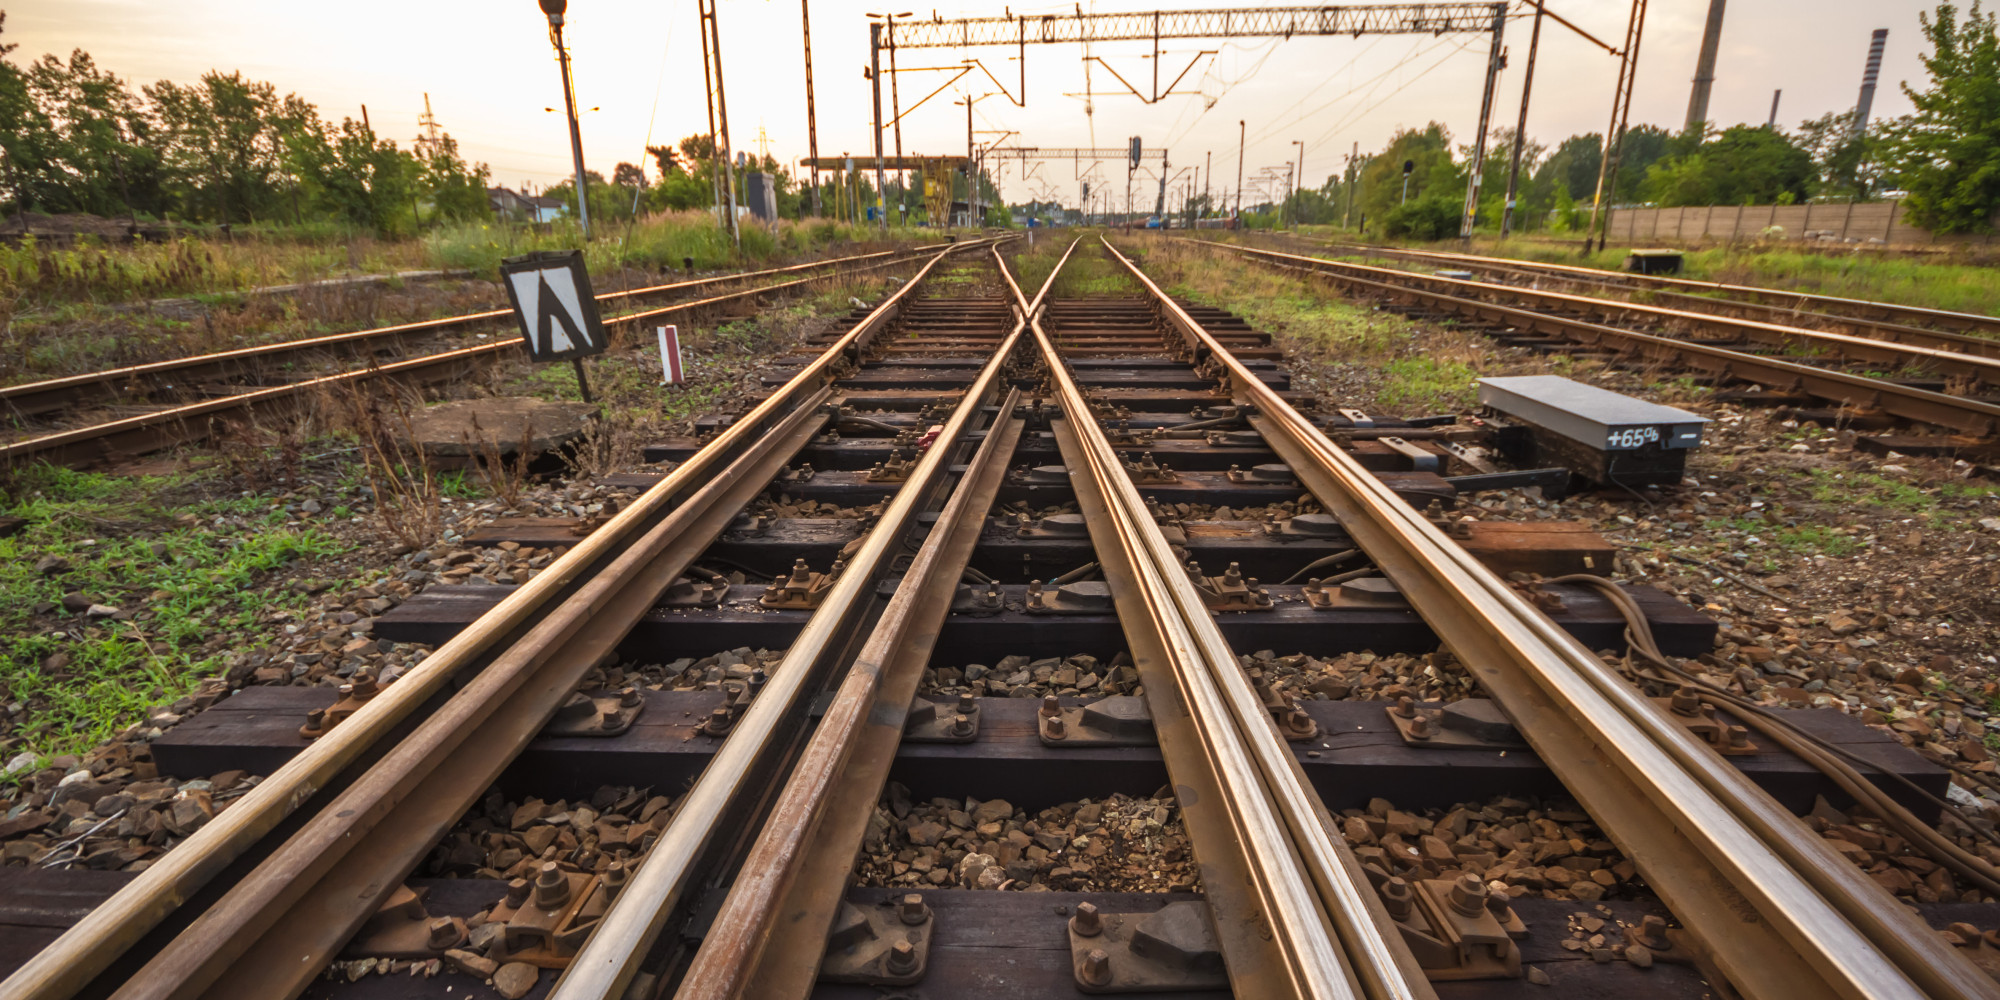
<box><xmin>0</xmin><ymin>465</ymin><xmax>352</xmax><ymax>772</ymax></box>
<box><xmin>1703</xmin><ymin>515</ymin><xmax>1860</xmax><ymax>557</ymax></box>
<box><xmin>1378</xmin><ymin>357</ymin><xmax>1480</xmax><ymax>412</ymax></box>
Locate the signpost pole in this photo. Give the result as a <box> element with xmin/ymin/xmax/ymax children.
<box><xmin>572</xmin><ymin>358</ymin><xmax>594</xmax><ymax>403</ymax></box>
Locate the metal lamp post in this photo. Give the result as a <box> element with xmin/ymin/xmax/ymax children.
<box><xmin>540</xmin><ymin>0</ymin><xmax>592</xmax><ymax>241</ymax></box>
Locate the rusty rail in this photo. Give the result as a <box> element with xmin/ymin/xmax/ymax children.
<box><xmin>1320</xmin><ymin>239</ymin><xmax>2000</xmax><ymax>341</ymax></box>
<box><xmin>0</xmin><ymin>248</ymin><xmax>980</xmax><ymax>470</ymax></box>
<box><xmin>1107</xmin><ymin>235</ymin><xmax>1993</xmax><ymax>1000</ymax></box>
<box><xmin>1207</xmin><ymin>241</ymin><xmax>2000</xmax><ymax>438</ymax></box>
<box><xmin>0</xmin><ymin>240</ymin><xmax>995</xmax><ymax>1000</ymax></box>
<box><xmin>1213</xmin><ymin>242</ymin><xmax>2000</xmax><ymax>386</ymax></box>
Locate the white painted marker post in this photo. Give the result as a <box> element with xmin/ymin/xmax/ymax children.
<box><xmin>657</xmin><ymin>325</ymin><xmax>685</xmax><ymax>385</ymax></box>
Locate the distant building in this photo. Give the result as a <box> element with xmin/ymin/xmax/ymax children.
<box><xmin>488</xmin><ymin>187</ymin><xmax>567</xmax><ymax>224</ymax></box>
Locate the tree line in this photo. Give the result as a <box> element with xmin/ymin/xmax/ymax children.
<box><xmin>1259</xmin><ymin>0</ymin><xmax>1998</xmax><ymax>238</ymax></box>
<box><xmin>0</xmin><ymin>12</ymin><xmax>490</xmax><ymax>235</ymax></box>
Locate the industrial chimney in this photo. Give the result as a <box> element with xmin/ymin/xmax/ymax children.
<box><xmin>1684</xmin><ymin>0</ymin><xmax>1728</xmax><ymax>133</ymax></box>
<box><xmin>1855</xmin><ymin>28</ymin><xmax>1888</xmax><ymax>134</ymax></box>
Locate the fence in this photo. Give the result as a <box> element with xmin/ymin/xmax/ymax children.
<box><xmin>1603</xmin><ymin>201</ymin><xmax>1997</xmax><ymax>247</ymax></box>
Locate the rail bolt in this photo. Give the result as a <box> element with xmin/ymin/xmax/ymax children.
<box><xmin>1379</xmin><ymin>877</ymin><xmax>1414</xmax><ymax>920</ymax></box>
<box><xmin>1669</xmin><ymin>685</ymin><xmax>1702</xmax><ymax>716</ymax></box>
<box><xmin>956</xmin><ymin>693</ymin><xmax>977</xmax><ymax>715</ymax></box>
<box><xmin>952</xmin><ymin>713</ymin><xmax>975</xmax><ymax>737</ymax></box>
<box><xmin>1392</xmin><ymin>696</ymin><xmax>1417</xmax><ymax>719</ymax></box>
<box><xmin>1407</xmin><ymin>715</ymin><xmax>1435</xmax><ymax>740</ymax></box>
<box><xmin>704</xmin><ymin>705</ymin><xmax>735</xmax><ymax>735</ymax></box>
<box><xmin>1078</xmin><ymin>948</ymin><xmax>1113</xmax><ymax>987</ymax></box>
<box><xmin>886</xmin><ymin>940</ymin><xmax>919</xmax><ymax>975</ymax></box>
<box><xmin>619</xmin><ymin>687</ymin><xmax>642</xmax><ymax>708</ymax></box>
<box><xmin>505</xmin><ymin>877</ymin><xmax>532</xmax><ymax>908</ymax></box>
<box><xmin>900</xmin><ymin>893</ymin><xmax>930</xmax><ymax>926</ymax></box>
<box><xmin>1284</xmin><ymin>709</ymin><xmax>1314</xmax><ymax>735</ymax></box>
<box><xmin>1040</xmin><ymin>693</ymin><xmax>1062</xmax><ymax>718</ymax></box>
<box><xmin>1027</xmin><ymin>580</ymin><xmax>1046</xmax><ymax>608</ymax></box>
<box><xmin>1046</xmin><ymin>716</ymin><xmax>1068</xmax><ymax>740</ymax></box>
<box><xmin>1070</xmin><ymin>901</ymin><xmax>1102</xmax><ymax>937</ymax></box>
<box><xmin>1447</xmin><ymin>873</ymin><xmax>1488</xmax><ymax>917</ymax></box>
<box><xmin>534</xmin><ymin>862</ymin><xmax>571</xmax><ymax>909</ymax></box>
<box><xmin>426</xmin><ymin>917</ymin><xmax>460</xmax><ymax>949</ymax></box>
<box><xmin>1726</xmin><ymin>725</ymin><xmax>1750</xmax><ymax>749</ymax></box>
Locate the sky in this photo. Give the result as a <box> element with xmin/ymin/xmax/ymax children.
<box><xmin>4</xmin><ymin>0</ymin><xmax>1936</xmax><ymax>209</ymax></box>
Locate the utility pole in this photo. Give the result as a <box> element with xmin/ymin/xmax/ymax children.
<box><xmin>869</xmin><ymin>22</ymin><xmax>888</xmax><ymax>232</ymax></box>
<box><xmin>1235</xmin><ymin>120</ymin><xmax>1245</xmax><ymax>219</ymax></box>
<box><xmin>540</xmin><ymin>0</ymin><xmax>593</xmax><ymax>241</ymax></box>
<box><xmin>1501</xmin><ymin>0</ymin><xmax>1546</xmax><ymax>238</ymax></box>
<box><xmin>1343</xmin><ymin>141</ymin><xmax>1358</xmax><ymax>230</ymax></box>
<box><xmin>1586</xmin><ymin>0</ymin><xmax>1648</xmax><ymax>252</ymax></box>
<box><xmin>802</xmin><ymin>0</ymin><xmax>820</xmax><ymax>216</ymax></box>
<box><xmin>1767</xmin><ymin>89</ymin><xmax>1781</xmax><ymax>128</ymax></box>
<box><xmin>1458</xmin><ymin>2</ymin><xmax>1507</xmax><ymax>242</ymax></box>
<box><xmin>1292</xmin><ymin>139</ymin><xmax>1304</xmax><ymax>228</ymax></box>
<box><xmin>1684</xmin><ymin>0</ymin><xmax>1726</xmax><ymax>133</ymax></box>
<box><xmin>887</xmin><ymin>13</ymin><xmax>907</xmax><ymax>220</ymax></box>
<box><xmin>698</xmin><ymin>0</ymin><xmax>739</xmax><ymax>246</ymax></box>
<box><xmin>1204</xmin><ymin>150</ymin><xmax>1211</xmax><ymax>217</ymax></box>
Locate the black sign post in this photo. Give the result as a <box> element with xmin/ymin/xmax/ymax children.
<box><xmin>500</xmin><ymin>250</ymin><xmax>609</xmax><ymax>402</ymax></box>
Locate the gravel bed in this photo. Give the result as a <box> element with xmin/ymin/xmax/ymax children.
<box><xmin>917</xmin><ymin>649</ymin><xmax>1469</xmax><ymax>703</ymax></box>
<box><xmin>855</xmin><ymin>784</ymin><xmax>1195</xmax><ymax>893</ymax></box>
<box><xmin>1341</xmin><ymin>795</ymin><xmax>1637</xmax><ymax>904</ymax></box>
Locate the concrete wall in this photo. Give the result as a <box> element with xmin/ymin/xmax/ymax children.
<box><xmin>1604</xmin><ymin>201</ymin><xmax>1998</xmax><ymax>246</ymax></box>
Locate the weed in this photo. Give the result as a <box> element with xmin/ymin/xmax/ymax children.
<box><xmin>1378</xmin><ymin>357</ymin><xmax>1481</xmax><ymax>412</ymax></box>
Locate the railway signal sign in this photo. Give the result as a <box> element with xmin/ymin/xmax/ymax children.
<box><xmin>657</xmin><ymin>325</ymin><xmax>686</xmax><ymax>385</ymax></box>
<box><xmin>501</xmin><ymin>250</ymin><xmax>608</xmax><ymax>363</ymax></box>
<box><xmin>501</xmin><ymin>250</ymin><xmax>607</xmax><ymax>402</ymax></box>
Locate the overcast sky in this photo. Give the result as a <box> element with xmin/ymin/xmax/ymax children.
<box><xmin>5</xmin><ymin>0</ymin><xmax>1933</xmax><ymax>207</ymax></box>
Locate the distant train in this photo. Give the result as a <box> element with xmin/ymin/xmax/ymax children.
<box><xmin>1193</xmin><ymin>216</ymin><xmax>1240</xmax><ymax>230</ymax></box>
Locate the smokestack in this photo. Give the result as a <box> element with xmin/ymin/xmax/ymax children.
<box><xmin>1684</xmin><ymin>0</ymin><xmax>1727</xmax><ymax>133</ymax></box>
<box><xmin>1855</xmin><ymin>28</ymin><xmax>1888</xmax><ymax>134</ymax></box>
<box><xmin>1767</xmin><ymin>89</ymin><xmax>1781</xmax><ymax>128</ymax></box>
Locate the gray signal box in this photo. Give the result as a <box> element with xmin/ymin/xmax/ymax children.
<box><xmin>1478</xmin><ymin>375</ymin><xmax>1707</xmax><ymax>488</ymax></box>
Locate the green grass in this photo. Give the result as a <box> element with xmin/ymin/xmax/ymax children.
<box><xmin>1801</xmin><ymin>467</ymin><xmax>2000</xmax><ymax>517</ymax></box>
<box><xmin>1378</xmin><ymin>357</ymin><xmax>1480</xmax><ymax>412</ymax></box>
<box><xmin>1702</xmin><ymin>515</ymin><xmax>1860</xmax><ymax>557</ymax></box>
<box><xmin>0</xmin><ymin>465</ymin><xmax>352</xmax><ymax>774</ymax></box>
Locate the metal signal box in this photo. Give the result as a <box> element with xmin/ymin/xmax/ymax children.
<box><xmin>1478</xmin><ymin>376</ymin><xmax>1707</xmax><ymax>488</ymax></box>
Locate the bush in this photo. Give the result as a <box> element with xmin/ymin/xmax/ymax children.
<box><xmin>1382</xmin><ymin>194</ymin><xmax>1463</xmax><ymax>240</ymax></box>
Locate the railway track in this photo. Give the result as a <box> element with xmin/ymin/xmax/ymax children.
<box><xmin>1201</xmin><ymin>239</ymin><xmax>2000</xmax><ymax>443</ymax></box>
<box><xmin>2</xmin><ymin>236</ymin><xmax>1997</xmax><ymax>1000</ymax></box>
<box><xmin>1313</xmin><ymin>240</ymin><xmax>2000</xmax><ymax>349</ymax></box>
<box><xmin>0</xmin><ymin>244</ymin><xmax>959</xmax><ymax>469</ymax></box>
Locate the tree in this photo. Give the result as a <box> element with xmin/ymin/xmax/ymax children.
<box><xmin>1356</xmin><ymin>123</ymin><xmax>1462</xmax><ymax>223</ymax></box>
<box><xmin>1538</xmin><ymin>133</ymin><xmax>1602</xmax><ymax>201</ymax></box>
<box><xmin>612</xmin><ymin>161</ymin><xmax>646</xmax><ymax>189</ymax></box>
<box><xmin>646</xmin><ymin>143</ymin><xmax>683</xmax><ymax>177</ymax></box>
<box><xmin>419</xmin><ymin>133</ymin><xmax>492</xmax><ymax>223</ymax></box>
<box><xmin>1883</xmin><ymin>1</ymin><xmax>2000</xmax><ymax>233</ymax></box>
<box><xmin>1641</xmin><ymin>126</ymin><xmax>1813</xmax><ymax>206</ymax></box>
<box><xmin>1795</xmin><ymin>111</ymin><xmax>1875</xmax><ymax>198</ymax></box>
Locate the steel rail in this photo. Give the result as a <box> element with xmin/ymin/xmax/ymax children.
<box><xmin>1217</xmin><ymin>243</ymin><xmax>2000</xmax><ymax>386</ymax></box>
<box><xmin>0</xmin><ymin>245</ymin><xmax>944</xmax><ymax>419</ymax></box>
<box><xmin>1309</xmin><ymin>240</ymin><xmax>2000</xmax><ymax>360</ymax></box>
<box><xmin>1321</xmin><ymin>239</ymin><xmax>2000</xmax><ymax>338</ymax></box>
<box><xmin>0</xmin><ymin>241</ymin><xmax>987</xmax><ymax>1000</ymax></box>
<box><xmin>1025</xmin><ymin>238</ymin><xmax>1430</xmax><ymax>1000</ymax></box>
<box><xmin>127</xmin><ymin>386</ymin><xmax>834</xmax><ymax>1000</ymax></box>
<box><xmin>1105</xmin><ymin>235</ymin><xmax>1994</xmax><ymax>1000</ymax></box>
<box><xmin>0</xmin><ymin>249</ymin><xmax>971</xmax><ymax>470</ymax></box>
<box><xmin>673</xmin><ymin>354</ymin><xmax>1024</xmax><ymax>999</ymax></box>
<box><xmin>548</xmin><ymin>254</ymin><xmax>1022</xmax><ymax>1000</ymax></box>
<box><xmin>1215</xmin><ymin>243</ymin><xmax>2000</xmax><ymax>438</ymax></box>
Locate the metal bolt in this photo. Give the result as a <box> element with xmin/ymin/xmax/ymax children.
<box><xmin>1447</xmin><ymin>873</ymin><xmax>1488</xmax><ymax>917</ymax></box>
<box><xmin>505</xmin><ymin>878</ymin><xmax>531</xmax><ymax>908</ymax></box>
<box><xmin>1947</xmin><ymin>922</ymin><xmax>1982</xmax><ymax>947</ymax></box>
<box><xmin>1046</xmin><ymin>716</ymin><xmax>1067</xmax><ymax>740</ymax></box>
<box><xmin>426</xmin><ymin>917</ymin><xmax>459</xmax><ymax>949</ymax></box>
<box><xmin>956</xmin><ymin>693</ymin><xmax>976</xmax><ymax>715</ymax></box>
<box><xmin>1040</xmin><ymin>693</ymin><xmax>1062</xmax><ymax>718</ymax></box>
<box><xmin>1392</xmin><ymin>696</ymin><xmax>1417</xmax><ymax>719</ymax></box>
<box><xmin>886</xmin><ymin>940</ymin><xmax>919</xmax><ymax>975</ymax></box>
<box><xmin>704</xmin><ymin>706</ymin><xmax>734</xmax><ymax>734</ymax></box>
<box><xmin>1726</xmin><ymin>725</ymin><xmax>1750</xmax><ymax>748</ymax></box>
<box><xmin>899</xmin><ymin>893</ymin><xmax>929</xmax><ymax>926</ymax></box>
<box><xmin>1223</xmin><ymin>562</ymin><xmax>1244</xmax><ymax>585</ymax></box>
<box><xmin>534</xmin><ymin>862</ymin><xmax>570</xmax><ymax>909</ymax></box>
<box><xmin>600</xmin><ymin>707</ymin><xmax>622</xmax><ymax>726</ymax></box>
<box><xmin>1079</xmin><ymin>948</ymin><xmax>1112</xmax><ymax>987</ymax></box>
<box><xmin>602</xmin><ymin>860</ymin><xmax>628</xmax><ymax>900</ymax></box>
<box><xmin>1379</xmin><ymin>877</ymin><xmax>1414</xmax><ymax>920</ymax></box>
<box><xmin>1408</xmin><ymin>714</ymin><xmax>1434</xmax><ymax>740</ymax></box>
<box><xmin>619</xmin><ymin>687</ymin><xmax>642</xmax><ymax>707</ymax></box>
<box><xmin>951</xmin><ymin>713</ymin><xmax>975</xmax><ymax>738</ymax></box>
<box><xmin>1669</xmin><ymin>685</ymin><xmax>1701</xmax><ymax>716</ymax></box>
<box><xmin>1285</xmin><ymin>709</ymin><xmax>1314</xmax><ymax>734</ymax></box>
<box><xmin>1070</xmin><ymin>901</ymin><xmax>1102</xmax><ymax>937</ymax></box>
<box><xmin>1027</xmin><ymin>580</ymin><xmax>1046</xmax><ymax>608</ymax></box>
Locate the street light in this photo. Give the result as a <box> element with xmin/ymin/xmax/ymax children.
<box><xmin>539</xmin><ymin>0</ymin><xmax>593</xmax><ymax>240</ymax></box>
